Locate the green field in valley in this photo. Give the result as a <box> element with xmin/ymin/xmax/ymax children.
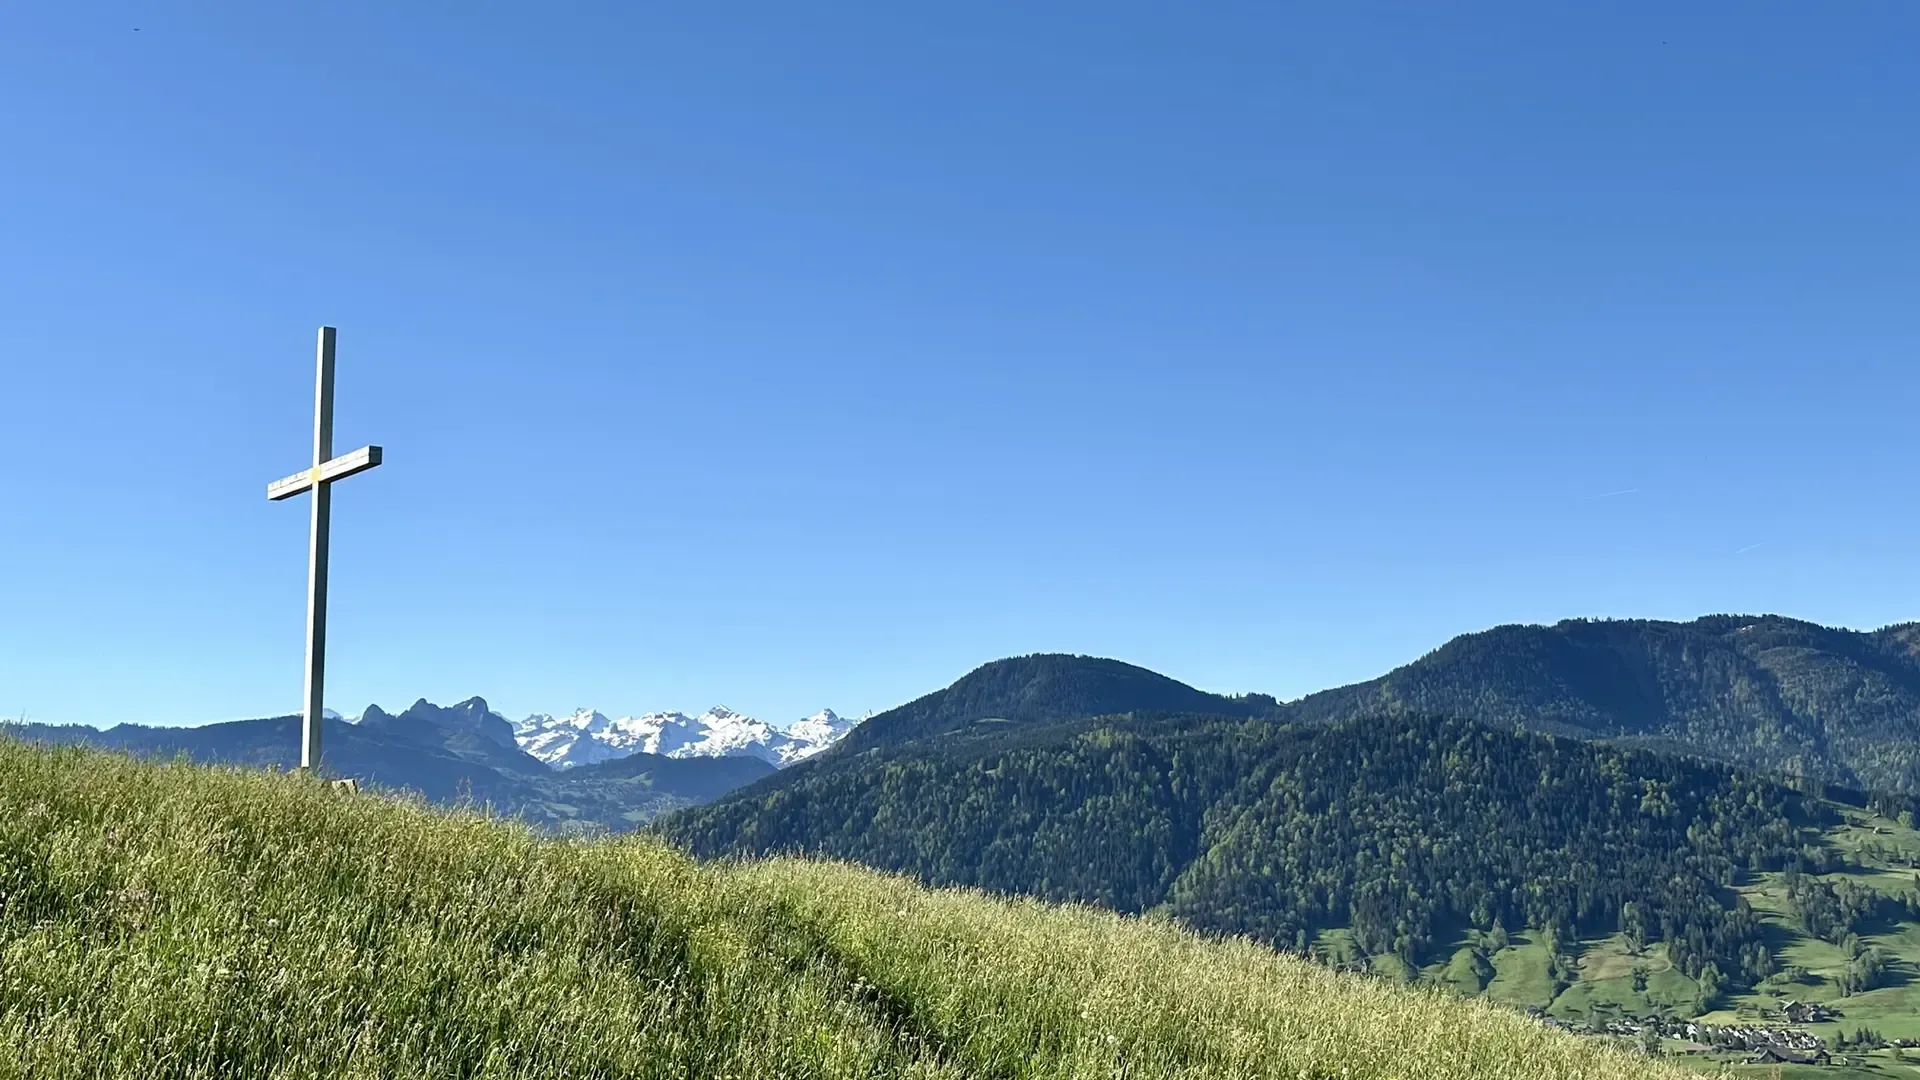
<box><xmin>1330</xmin><ymin>803</ymin><xmax>1920</xmax><ymax>1074</ymax></box>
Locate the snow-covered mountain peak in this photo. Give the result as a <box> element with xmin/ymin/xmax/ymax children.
<box><xmin>787</xmin><ymin>709</ymin><xmax>857</xmax><ymax>746</ymax></box>
<box><xmin>513</xmin><ymin>703</ymin><xmax>858</xmax><ymax>770</ymax></box>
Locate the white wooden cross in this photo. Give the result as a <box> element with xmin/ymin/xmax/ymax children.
<box><xmin>266</xmin><ymin>327</ymin><xmax>383</xmax><ymax>771</ymax></box>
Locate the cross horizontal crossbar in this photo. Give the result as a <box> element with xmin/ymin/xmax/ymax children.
<box><xmin>266</xmin><ymin>444</ymin><xmax>383</xmax><ymax>501</ymax></box>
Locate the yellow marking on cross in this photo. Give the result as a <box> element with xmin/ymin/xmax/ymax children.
<box><xmin>308</xmin><ymin>465</ymin><xmax>323</xmax><ymax>486</ymax></box>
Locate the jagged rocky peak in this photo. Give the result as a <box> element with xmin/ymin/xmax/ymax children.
<box><xmin>302</xmin><ymin>696</ymin><xmax>859</xmax><ymax>772</ymax></box>
<box><xmin>361</xmin><ymin>696</ymin><xmax>518</xmax><ymax>750</ymax></box>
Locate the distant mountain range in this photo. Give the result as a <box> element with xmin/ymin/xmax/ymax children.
<box><xmin>1</xmin><ymin>696</ymin><xmax>809</xmax><ymax>833</ymax></box>
<box><xmin>14</xmin><ymin>696</ymin><xmax>853</xmax><ymax>771</ymax></box>
<box><xmin>513</xmin><ymin>706</ymin><xmax>856</xmax><ymax>769</ymax></box>
<box><xmin>14</xmin><ymin>613</ymin><xmax>1920</xmax><ymax>834</ymax></box>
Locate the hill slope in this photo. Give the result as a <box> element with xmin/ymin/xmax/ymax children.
<box><xmin>814</xmin><ymin>617</ymin><xmax>1920</xmax><ymax>795</ymax></box>
<box><xmin>25</xmin><ymin>612</ymin><xmax>1920</xmax><ymax>837</ymax></box>
<box><xmin>828</xmin><ymin>652</ymin><xmax>1270</xmax><ymax>759</ymax></box>
<box><xmin>1292</xmin><ymin>614</ymin><xmax>1920</xmax><ymax>791</ymax></box>
<box><xmin>0</xmin><ymin>739</ymin><xmax>1675</xmax><ymax>1079</ymax></box>
<box><xmin>665</xmin><ymin>653</ymin><xmax>1920</xmax><ymax>1063</ymax></box>
<box><xmin>766</xmin><ymin>618</ymin><xmax>1920</xmax><ymax>801</ymax></box>
<box><xmin>665</xmin><ymin>707</ymin><xmax>1857</xmax><ymax>982</ymax></box>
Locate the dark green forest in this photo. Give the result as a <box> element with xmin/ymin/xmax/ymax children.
<box><xmin>1291</xmin><ymin>614</ymin><xmax>1920</xmax><ymax>793</ymax></box>
<box><xmin>800</xmin><ymin>615</ymin><xmax>1920</xmax><ymax>798</ymax></box>
<box><xmin>662</xmin><ymin>707</ymin><xmax>1920</xmax><ymax>985</ymax></box>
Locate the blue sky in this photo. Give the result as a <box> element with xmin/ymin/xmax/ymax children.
<box><xmin>2</xmin><ymin>3</ymin><xmax>1915</xmax><ymax>729</ymax></box>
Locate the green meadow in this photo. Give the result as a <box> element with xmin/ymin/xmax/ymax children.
<box><xmin>0</xmin><ymin>738</ymin><xmax>1683</xmax><ymax>1079</ymax></box>
<box><xmin>1315</xmin><ymin>803</ymin><xmax>1920</xmax><ymax>1074</ymax></box>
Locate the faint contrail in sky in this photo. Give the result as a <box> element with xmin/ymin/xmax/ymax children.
<box><xmin>1581</xmin><ymin>488</ymin><xmax>1640</xmax><ymax>500</ymax></box>
<box><xmin>1734</xmin><ymin>543</ymin><xmax>1763</xmax><ymax>555</ymax></box>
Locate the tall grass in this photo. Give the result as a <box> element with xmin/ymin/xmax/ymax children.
<box><xmin>0</xmin><ymin>739</ymin><xmax>1688</xmax><ymax>1079</ymax></box>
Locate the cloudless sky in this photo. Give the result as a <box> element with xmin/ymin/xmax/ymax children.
<box><xmin>2</xmin><ymin>3</ymin><xmax>1916</xmax><ymax>729</ymax></box>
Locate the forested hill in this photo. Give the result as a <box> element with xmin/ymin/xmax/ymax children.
<box><xmin>1290</xmin><ymin>614</ymin><xmax>1920</xmax><ymax>792</ymax></box>
<box><xmin>662</xmin><ymin>708</ymin><xmax>1901</xmax><ymax>988</ymax></box>
<box><xmin>827</xmin><ymin>652</ymin><xmax>1274</xmax><ymax>758</ymax></box>
<box><xmin>754</xmin><ymin>616</ymin><xmax>1920</xmax><ymax>798</ymax></box>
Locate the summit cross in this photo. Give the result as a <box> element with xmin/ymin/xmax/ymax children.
<box><xmin>266</xmin><ymin>327</ymin><xmax>383</xmax><ymax>771</ymax></box>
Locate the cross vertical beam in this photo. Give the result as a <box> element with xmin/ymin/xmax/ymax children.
<box><xmin>267</xmin><ymin>326</ymin><xmax>382</xmax><ymax>773</ymax></box>
<box><xmin>302</xmin><ymin>327</ymin><xmax>336</xmax><ymax>771</ymax></box>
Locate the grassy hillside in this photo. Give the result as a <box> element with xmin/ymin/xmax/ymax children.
<box><xmin>0</xmin><ymin>738</ymin><xmax>1676</xmax><ymax>1079</ymax></box>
